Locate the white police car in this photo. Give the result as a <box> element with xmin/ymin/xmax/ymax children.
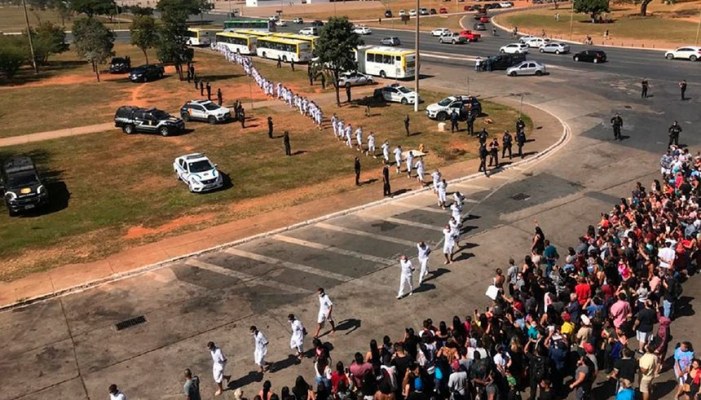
<box><xmin>173</xmin><ymin>153</ymin><xmax>224</xmax><ymax>193</ymax></box>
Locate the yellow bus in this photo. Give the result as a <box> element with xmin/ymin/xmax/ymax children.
<box><xmin>232</xmin><ymin>29</ymin><xmax>272</xmax><ymax>38</ymax></box>
<box><xmin>271</xmin><ymin>32</ymin><xmax>319</xmax><ymax>52</ymax></box>
<box><xmin>215</xmin><ymin>31</ymin><xmax>257</xmax><ymax>55</ymax></box>
<box><xmin>186</xmin><ymin>28</ymin><xmax>214</xmax><ymax>46</ymax></box>
<box><xmin>255</xmin><ymin>37</ymin><xmax>313</xmax><ymax>63</ymax></box>
<box><xmin>355</xmin><ymin>46</ymin><xmax>416</xmax><ymax>79</ymax></box>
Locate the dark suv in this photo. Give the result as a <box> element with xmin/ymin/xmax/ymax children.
<box><xmin>114</xmin><ymin>106</ymin><xmax>185</xmax><ymax>136</ymax></box>
<box><xmin>482</xmin><ymin>53</ymin><xmax>526</xmax><ymax>71</ymax></box>
<box><xmin>109</xmin><ymin>57</ymin><xmax>131</xmax><ymax>73</ymax></box>
<box><xmin>1</xmin><ymin>156</ymin><xmax>49</xmax><ymax>216</ymax></box>
<box><xmin>129</xmin><ymin>64</ymin><xmax>165</xmax><ymax>82</ymax></box>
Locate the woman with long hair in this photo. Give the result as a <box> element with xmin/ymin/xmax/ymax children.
<box><xmin>366</xmin><ymin>339</ymin><xmax>382</xmax><ymax>376</ymax></box>
<box><xmin>292</xmin><ymin>376</ymin><xmax>315</xmax><ymax>400</ymax></box>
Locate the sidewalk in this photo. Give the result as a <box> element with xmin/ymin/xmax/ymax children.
<box><xmin>0</xmin><ymin>97</ymin><xmax>566</xmax><ymax>309</ymax></box>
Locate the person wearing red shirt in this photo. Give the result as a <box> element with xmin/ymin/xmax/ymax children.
<box><xmin>330</xmin><ymin>361</ymin><xmax>350</xmax><ymax>395</ymax></box>
<box><xmin>574</xmin><ymin>277</ymin><xmax>591</xmax><ymax>306</ymax></box>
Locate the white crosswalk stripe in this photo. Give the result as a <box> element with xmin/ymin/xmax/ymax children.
<box><xmin>272</xmin><ymin>234</ymin><xmax>395</xmax><ymax>266</ymax></box>
<box><xmin>316</xmin><ymin>222</ymin><xmax>417</xmax><ymax>247</ymax></box>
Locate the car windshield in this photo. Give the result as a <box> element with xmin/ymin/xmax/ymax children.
<box><xmin>111</xmin><ymin>58</ymin><xmax>126</xmax><ymax>64</ymax></box>
<box><xmin>151</xmin><ymin>110</ymin><xmax>170</xmax><ymax>119</ymax></box>
<box><xmin>7</xmin><ymin>172</ymin><xmax>38</xmax><ymax>188</ymax></box>
<box><xmin>398</xmin><ymin>87</ymin><xmax>412</xmax><ymax>94</ymax></box>
<box><xmin>188</xmin><ymin>160</ymin><xmax>213</xmax><ymax>173</ymax></box>
<box><xmin>437</xmin><ymin>98</ymin><xmax>453</xmax><ymax>106</ymax></box>
<box><xmin>203</xmin><ymin>103</ymin><xmax>220</xmax><ymax>111</ymax></box>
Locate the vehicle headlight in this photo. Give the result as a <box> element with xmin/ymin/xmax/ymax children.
<box><xmin>4</xmin><ymin>192</ymin><xmax>17</xmax><ymax>202</ymax></box>
<box><xmin>37</xmin><ymin>185</ymin><xmax>45</xmax><ymax>194</ymax></box>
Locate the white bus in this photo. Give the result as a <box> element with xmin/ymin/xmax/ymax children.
<box><xmin>355</xmin><ymin>46</ymin><xmax>416</xmax><ymax>79</ymax></box>
<box><xmin>255</xmin><ymin>37</ymin><xmax>313</xmax><ymax>63</ymax></box>
<box><xmin>215</xmin><ymin>31</ymin><xmax>257</xmax><ymax>55</ymax></box>
<box><xmin>271</xmin><ymin>32</ymin><xmax>319</xmax><ymax>52</ymax></box>
<box><xmin>186</xmin><ymin>28</ymin><xmax>213</xmax><ymax>46</ymax></box>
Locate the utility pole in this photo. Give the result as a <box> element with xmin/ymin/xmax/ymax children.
<box><xmin>414</xmin><ymin>1</ymin><xmax>420</xmax><ymax>113</ymax></box>
<box><xmin>569</xmin><ymin>0</ymin><xmax>575</xmax><ymax>40</ymax></box>
<box><xmin>22</xmin><ymin>0</ymin><xmax>38</xmax><ymax>74</ymax></box>
<box><xmin>696</xmin><ymin>8</ymin><xmax>701</xmax><ymax>45</ymax></box>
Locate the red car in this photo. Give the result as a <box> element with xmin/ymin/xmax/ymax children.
<box><xmin>459</xmin><ymin>29</ymin><xmax>481</xmax><ymax>42</ymax></box>
<box><xmin>480</xmin><ymin>15</ymin><xmax>491</xmax><ymax>23</ymax></box>
<box><xmin>463</xmin><ymin>5</ymin><xmax>471</xmax><ymax>10</ymax></box>
<box><xmin>439</xmin><ymin>7</ymin><xmax>448</xmax><ymax>13</ymax></box>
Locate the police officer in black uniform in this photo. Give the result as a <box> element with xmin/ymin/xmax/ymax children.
<box><xmin>516</xmin><ymin>117</ymin><xmax>526</xmax><ymax>137</ymax></box>
<box><xmin>516</xmin><ymin>130</ymin><xmax>526</xmax><ymax>158</ymax></box>
<box><xmin>668</xmin><ymin>121</ymin><xmax>682</xmax><ymax>147</ymax></box>
<box><xmin>267</xmin><ymin>116</ymin><xmax>274</xmax><ymax>138</ymax></box>
<box><xmin>283</xmin><ymin>131</ymin><xmax>291</xmax><ymax>156</ymax></box>
<box><xmin>641</xmin><ymin>78</ymin><xmax>649</xmax><ymax>98</ymax></box>
<box><xmin>206</xmin><ymin>81</ymin><xmax>212</xmax><ymax>101</ymax></box>
<box><xmin>466</xmin><ymin>106</ymin><xmax>475</xmax><ymax>136</ymax></box>
<box><xmin>488</xmin><ymin>138</ymin><xmax>499</xmax><ymax>167</ymax></box>
<box><xmin>199</xmin><ymin>80</ymin><xmax>204</xmax><ymax>96</ymax></box>
<box><xmin>502</xmin><ymin>130</ymin><xmax>513</xmax><ymax>159</ymax></box>
<box><xmin>450</xmin><ymin>109</ymin><xmax>459</xmax><ymax>133</ymax></box>
<box><xmin>478</xmin><ymin>144</ymin><xmax>488</xmax><ymax>176</ymax></box>
<box><xmin>382</xmin><ymin>165</ymin><xmax>391</xmax><ymax>197</ymax></box>
<box><xmin>404</xmin><ymin>115</ymin><xmax>410</xmax><ymax>136</ymax></box>
<box><xmin>610</xmin><ymin>113</ymin><xmax>623</xmax><ymax>141</ymax></box>
<box><xmin>217</xmin><ymin>88</ymin><xmax>223</xmax><ymax>106</ymax></box>
<box><xmin>478</xmin><ymin>128</ymin><xmax>488</xmax><ymax>146</ymax></box>
<box><xmin>354</xmin><ymin>157</ymin><xmax>361</xmax><ymax>186</ymax></box>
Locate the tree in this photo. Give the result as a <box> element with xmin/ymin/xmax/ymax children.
<box><xmin>72</xmin><ymin>17</ymin><xmax>114</xmax><ymax>81</ymax></box>
<box><xmin>29</xmin><ymin>21</ymin><xmax>68</xmax><ymax>65</ymax></box>
<box><xmin>314</xmin><ymin>16</ymin><xmax>363</xmax><ymax>106</ymax></box>
<box><xmin>70</xmin><ymin>0</ymin><xmax>116</xmax><ymax>17</ymax></box>
<box><xmin>638</xmin><ymin>0</ymin><xmax>653</xmax><ymax>16</ymax></box>
<box><xmin>156</xmin><ymin>0</ymin><xmax>210</xmax><ymax>19</ymax></box>
<box><xmin>0</xmin><ymin>36</ymin><xmax>27</xmax><ymax>80</ymax></box>
<box><xmin>129</xmin><ymin>5</ymin><xmax>154</xmax><ymax>16</ymax></box>
<box><xmin>130</xmin><ymin>15</ymin><xmax>158</xmax><ymax>64</ymax></box>
<box><xmin>156</xmin><ymin>0</ymin><xmax>201</xmax><ymax>80</ymax></box>
<box><xmin>573</xmin><ymin>0</ymin><xmax>610</xmax><ymax>21</ymax></box>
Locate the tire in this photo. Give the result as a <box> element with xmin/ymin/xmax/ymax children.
<box><xmin>666</xmin><ymin>54</ymin><xmax>674</xmax><ymax>60</ymax></box>
<box><xmin>539</xmin><ymin>48</ymin><xmax>544</xmax><ymax>53</ymax></box>
<box><xmin>379</xmin><ymin>70</ymin><xmax>386</xmax><ymax>78</ymax></box>
<box><xmin>509</xmin><ymin>71</ymin><xmax>517</xmax><ymax>77</ymax></box>
<box><xmin>574</xmin><ymin>56</ymin><xmax>579</xmax><ymax>62</ymax></box>
<box><xmin>500</xmin><ymin>49</ymin><xmax>505</xmax><ymax>54</ymax></box>
<box><xmin>691</xmin><ymin>55</ymin><xmax>698</xmax><ymax>62</ymax></box>
<box><xmin>436</xmin><ymin>112</ymin><xmax>448</xmax><ymax>121</ymax></box>
<box><xmin>159</xmin><ymin>126</ymin><xmax>170</xmax><ymax>136</ymax></box>
<box><xmin>401</xmin><ymin>98</ymin><xmax>408</xmax><ymax>105</ymax></box>
<box><xmin>593</xmin><ymin>58</ymin><xmax>598</xmax><ymax>63</ymax></box>
<box><xmin>158</xmin><ymin>72</ymin><xmax>163</xmax><ymax>79</ymax></box>
<box><xmin>535</xmin><ymin>70</ymin><xmax>543</xmax><ymax>76</ymax></box>
<box><xmin>181</xmin><ymin>112</ymin><xmax>190</xmax><ymax>122</ymax></box>
<box><xmin>555</xmin><ymin>50</ymin><xmax>560</xmax><ymax>55</ymax></box>
<box><xmin>208</xmin><ymin>116</ymin><xmax>216</xmax><ymax>124</ymax></box>
<box><xmin>124</xmin><ymin>124</ymin><xmax>135</xmax><ymax>134</ymax></box>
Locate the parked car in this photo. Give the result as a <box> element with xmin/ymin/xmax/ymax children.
<box><xmin>293</xmin><ymin>17</ymin><xmax>304</xmax><ymax>24</ymax></box>
<box><xmin>173</xmin><ymin>153</ymin><xmax>224</xmax><ymax>193</ymax></box>
<box><xmin>474</xmin><ymin>12</ymin><xmax>487</xmax><ymax>20</ymax></box>
<box><xmin>419</xmin><ymin>7</ymin><xmax>429</xmax><ymax>15</ymax></box>
<box><xmin>439</xmin><ymin>7</ymin><xmax>447</xmax><ymax>13</ymax></box>
<box><xmin>373</xmin><ymin>84</ymin><xmax>418</xmax><ymax>105</ymax></box>
<box><xmin>459</xmin><ymin>30</ymin><xmax>481</xmax><ymax>42</ymax></box>
<box><xmin>664</xmin><ymin>46</ymin><xmax>701</xmax><ymax>61</ymax></box>
<box><xmin>480</xmin><ymin>15</ymin><xmax>490</xmax><ymax>23</ymax></box>
<box><xmin>482</xmin><ymin>53</ymin><xmax>526</xmax><ymax>70</ymax></box>
<box><xmin>311</xmin><ymin>20</ymin><xmax>324</xmax><ymax>26</ymax></box>
<box><xmin>275</xmin><ymin>19</ymin><xmax>287</xmax><ymax>26</ymax></box>
<box><xmin>129</xmin><ymin>64</ymin><xmax>165</xmax><ymax>82</ymax></box>
<box><xmin>399</xmin><ymin>9</ymin><xmax>407</xmax><ymax>16</ymax></box>
<box><xmin>431</xmin><ymin>28</ymin><xmax>451</xmax><ymax>37</ymax></box>
<box><xmin>409</xmin><ymin>9</ymin><xmax>417</xmax><ymax>16</ymax></box>
<box><xmin>114</xmin><ymin>106</ymin><xmax>185</xmax><ymax>136</ymax></box>
<box><xmin>109</xmin><ymin>57</ymin><xmax>131</xmax><ymax>73</ymax></box>
<box><xmin>500</xmin><ymin>43</ymin><xmax>529</xmax><ymax>54</ymax></box>
<box><xmin>522</xmin><ymin>37</ymin><xmax>550</xmax><ymax>48</ymax></box>
<box><xmin>506</xmin><ymin>60</ymin><xmax>546</xmax><ymax>76</ymax></box>
<box><xmin>338</xmin><ymin>71</ymin><xmax>374</xmax><ymax>87</ymax></box>
<box><xmin>426</xmin><ymin>95</ymin><xmax>482</xmax><ymax>121</ymax></box>
<box><xmin>499</xmin><ymin>2</ymin><xmax>514</xmax><ymax>7</ymax></box>
<box><xmin>439</xmin><ymin>32</ymin><xmax>467</xmax><ymax>44</ymax></box>
<box><xmin>539</xmin><ymin>42</ymin><xmax>570</xmax><ymax>54</ymax></box>
<box><xmin>429</xmin><ymin>8</ymin><xmax>437</xmax><ymax>14</ymax></box>
<box><xmin>384</xmin><ymin>9</ymin><xmax>393</xmax><ymax>17</ymax></box>
<box><xmin>380</xmin><ymin>36</ymin><xmax>401</xmax><ymax>46</ymax></box>
<box><xmin>1</xmin><ymin>156</ymin><xmax>49</xmax><ymax>216</ymax></box>
<box><xmin>573</xmin><ymin>49</ymin><xmax>607</xmax><ymax>63</ymax></box>
<box><xmin>463</xmin><ymin>5</ymin><xmax>472</xmax><ymax>11</ymax></box>
<box><xmin>353</xmin><ymin>25</ymin><xmax>372</xmax><ymax>35</ymax></box>
<box><xmin>473</xmin><ymin>22</ymin><xmax>486</xmax><ymax>31</ymax></box>
<box><xmin>180</xmin><ymin>100</ymin><xmax>231</xmax><ymax>124</ymax></box>
<box><xmin>299</xmin><ymin>27</ymin><xmax>319</xmax><ymax>35</ymax></box>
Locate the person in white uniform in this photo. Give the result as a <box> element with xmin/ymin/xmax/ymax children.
<box><xmin>436</xmin><ymin>179</ymin><xmax>448</xmax><ymax>209</ymax></box>
<box><xmin>431</xmin><ymin>170</ymin><xmax>442</xmax><ymax>193</ymax></box>
<box><xmin>355</xmin><ymin>126</ymin><xmax>363</xmax><ymax>152</ymax></box>
<box><xmin>443</xmin><ymin>225</ymin><xmax>455</xmax><ymax>264</ymax></box>
<box><xmin>417</xmin><ymin>241</ymin><xmax>431</xmax><ymax>285</ymax></box>
<box><xmin>450</xmin><ymin>202</ymin><xmax>462</xmax><ymax>226</ymax></box>
<box><xmin>288</xmin><ymin>313</ymin><xmax>306</xmax><ymax>360</ymax></box>
<box><xmin>314</xmin><ymin>288</ymin><xmax>336</xmax><ymax>338</ymax></box>
<box><xmin>109</xmin><ymin>384</ymin><xmax>127</xmax><ymax>400</ymax></box>
<box><xmin>397</xmin><ymin>255</ymin><xmax>415</xmax><ymax>299</ymax></box>
<box><xmin>250</xmin><ymin>326</ymin><xmax>270</xmax><ymax>373</ymax></box>
<box><xmin>453</xmin><ymin>192</ymin><xmax>465</xmax><ymax>210</ymax></box>
<box><xmin>208</xmin><ymin>341</ymin><xmax>228</xmax><ymax>396</ymax></box>
<box><xmin>406</xmin><ymin>150</ymin><xmax>414</xmax><ymax>178</ymax></box>
<box><xmin>449</xmin><ymin>216</ymin><xmax>461</xmax><ymax>248</ymax></box>
<box><xmin>415</xmin><ymin>157</ymin><xmax>425</xmax><ymax>186</ymax></box>
<box><xmin>394</xmin><ymin>145</ymin><xmax>403</xmax><ymax>174</ymax></box>
<box><xmin>382</xmin><ymin>140</ymin><xmax>390</xmax><ymax>164</ymax></box>
<box><xmin>367</xmin><ymin>132</ymin><xmax>376</xmax><ymax>157</ymax></box>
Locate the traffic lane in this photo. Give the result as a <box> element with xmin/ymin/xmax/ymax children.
<box><xmin>65</xmin><ymin>30</ymin><xmax>130</xmax><ymax>43</ymax></box>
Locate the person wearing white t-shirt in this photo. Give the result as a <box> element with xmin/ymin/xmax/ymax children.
<box><xmin>367</xmin><ymin>132</ymin><xmax>376</xmax><ymax>157</ymax></box>
<box><xmin>443</xmin><ymin>225</ymin><xmax>455</xmax><ymax>264</ymax></box>
<box><xmin>394</xmin><ymin>146</ymin><xmax>403</xmax><ymax>174</ymax></box>
<box><xmin>108</xmin><ymin>384</ymin><xmax>126</xmax><ymax>400</ymax></box>
<box><xmin>314</xmin><ymin>288</ymin><xmax>336</xmax><ymax>338</ymax></box>
<box><xmin>382</xmin><ymin>140</ymin><xmax>390</xmax><ymax>163</ymax></box>
<box><xmin>208</xmin><ymin>341</ymin><xmax>229</xmax><ymax>396</ymax></box>
<box><xmin>397</xmin><ymin>255</ymin><xmax>414</xmax><ymax>299</ymax></box>
<box><xmin>658</xmin><ymin>241</ymin><xmax>676</xmax><ymax>269</ymax></box>
<box><xmin>288</xmin><ymin>313</ymin><xmax>305</xmax><ymax>359</ymax></box>
<box><xmin>250</xmin><ymin>326</ymin><xmax>270</xmax><ymax>373</ymax></box>
<box><xmin>417</xmin><ymin>241</ymin><xmax>431</xmax><ymax>285</ymax></box>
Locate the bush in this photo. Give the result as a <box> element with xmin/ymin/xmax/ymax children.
<box><xmin>0</xmin><ymin>36</ymin><xmax>28</xmax><ymax>80</ymax></box>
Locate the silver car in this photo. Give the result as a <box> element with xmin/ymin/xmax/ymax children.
<box><xmin>506</xmin><ymin>61</ymin><xmax>546</xmax><ymax>77</ymax></box>
<box><xmin>338</xmin><ymin>71</ymin><xmax>374</xmax><ymax>87</ymax></box>
<box><xmin>539</xmin><ymin>42</ymin><xmax>570</xmax><ymax>54</ymax></box>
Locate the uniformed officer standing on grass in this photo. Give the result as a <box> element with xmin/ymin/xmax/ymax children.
<box><xmin>382</xmin><ymin>165</ymin><xmax>391</xmax><ymax>197</ymax></box>
<box><xmin>466</xmin><ymin>107</ymin><xmax>475</xmax><ymax>136</ymax></box>
<box><xmin>610</xmin><ymin>113</ymin><xmax>623</xmax><ymax>141</ymax></box>
<box><xmin>199</xmin><ymin>80</ymin><xmax>204</xmax><ymax>96</ymax></box>
<box><xmin>478</xmin><ymin>128</ymin><xmax>488</xmax><ymax>146</ymax></box>
<box><xmin>267</xmin><ymin>116</ymin><xmax>274</xmax><ymax>138</ymax></box>
<box><xmin>217</xmin><ymin>88</ymin><xmax>223</xmax><ymax>106</ymax></box>
<box><xmin>283</xmin><ymin>131</ymin><xmax>291</xmax><ymax>156</ymax></box>
<box><xmin>354</xmin><ymin>157</ymin><xmax>361</xmax><ymax>186</ymax></box>
<box><xmin>404</xmin><ymin>115</ymin><xmax>410</xmax><ymax>136</ymax></box>
<box><xmin>206</xmin><ymin>81</ymin><xmax>212</xmax><ymax>101</ymax></box>
<box><xmin>450</xmin><ymin>110</ymin><xmax>459</xmax><ymax>133</ymax></box>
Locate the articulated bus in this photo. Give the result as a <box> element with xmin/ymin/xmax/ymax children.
<box><xmin>271</xmin><ymin>32</ymin><xmax>319</xmax><ymax>52</ymax></box>
<box><xmin>186</xmin><ymin>28</ymin><xmax>214</xmax><ymax>46</ymax></box>
<box><xmin>215</xmin><ymin>31</ymin><xmax>257</xmax><ymax>55</ymax></box>
<box><xmin>223</xmin><ymin>18</ymin><xmax>272</xmax><ymax>32</ymax></box>
<box><xmin>255</xmin><ymin>37</ymin><xmax>313</xmax><ymax>63</ymax></box>
<box><xmin>355</xmin><ymin>46</ymin><xmax>416</xmax><ymax>79</ymax></box>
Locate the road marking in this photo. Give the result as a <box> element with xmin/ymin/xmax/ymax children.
<box><xmin>185</xmin><ymin>258</ymin><xmax>312</xmax><ymax>294</ymax></box>
<box><xmin>224</xmin><ymin>248</ymin><xmax>354</xmax><ymax>282</ymax></box>
<box><xmin>316</xmin><ymin>222</ymin><xmax>417</xmax><ymax>247</ymax></box>
<box><xmin>382</xmin><ymin>216</ymin><xmax>445</xmax><ymax>232</ymax></box>
<box><xmin>452</xmin><ymin>182</ymin><xmax>491</xmax><ymax>191</ymax></box>
<box><xmin>422</xmin><ymin>51</ymin><xmax>477</xmax><ymax>62</ymax></box>
<box><xmin>393</xmin><ymin>201</ymin><xmax>448</xmax><ymax>214</ymax></box>
<box><xmin>272</xmin><ymin>234</ymin><xmax>395</xmax><ymax>266</ymax></box>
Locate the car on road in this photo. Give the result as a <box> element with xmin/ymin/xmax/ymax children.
<box><xmin>114</xmin><ymin>106</ymin><xmax>185</xmax><ymax>136</ymax></box>
<box><xmin>1</xmin><ymin>156</ymin><xmax>49</xmax><ymax>216</ymax></box>
<box><xmin>419</xmin><ymin>7</ymin><xmax>429</xmax><ymax>15</ymax></box>
<box><xmin>399</xmin><ymin>9</ymin><xmax>407</xmax><ymax>16</ymax></box>
<box><xmin>373</xmin><ymin>84</ymin><xmax>419</xmax><ymax>105</ymax></box>
<box><xmin>439</xmin><ymin>7</ymin><xmax>447</xmax><ymax>13</ymax></box>
<box><xmin>173</xmin><ymin>153</ymin><xmax>224</xmax><ymax>193</ymax></box>
<box><xmin>180</xmin><ymin>100</ymin><xmax>231</xmax><ymax>124</ymax></box>
<box><xmin>664</xmin><ymin>46</ymin><xmax>701</xmax><ymax>61</ymax></box>
<box><xmin>299</xmin><ymin>27</ymin><xmax>319</xmax><ymax>35</ymax></box>
<box><xmin>129</xmin><ymin>64</ymin><xmax>165</xmax><ymax>82</ymax></box>
<box><xmin>459</xmin><ymin>30</ymin><xmax>481</xmax><ymax>42</ymax></box>
<box><xmin>409</xmin><ymin>9</ymin><xmax>417</xmax><ymax>16</ymax></box>
<box><xmin>473</xmin><ymin>22</ymin><xmax>486</xmax><ymax>31</ymax></box>
<box><xmin>384</xmin><ymin>10</ymin><xmax>393</xmax><ymax>17</ymax></box>
<box><xmin>439</xmin><ymin>32</ymin><xmax>467</xmax><ymax>44</ymax></box>
<box><xmin>506</xmin><ymin>60</ymin><xmax>546</xmax><ymax>76</ymax></box>
<box><xmin>500</xmin><ymin>43</ymin><xmax>529</xmax><ymax>54</ymax></box>
<box><xmin>109</xmin><ymin>57</ymin><xmax>131</xmax><ymax>73</ymax></box>
<box><xmin>353</xmin><ymin>25</ymin><xmax>372</xmax><ymax>35</ymax></box>
<box><xmin>275</xmin><ymin>19</ymin><xmax>287</xmax><ymax>27</ymax></box>
<box><xmin>573</xmin><ymin>49</ymin><xmax>607</xmax><ymax>63</ymax></box>
<box><xmin>539</xmin><ymin>42</ymin><xmax>570</xmax><ymax>54</ymax></box>
<box><xmin>311</xmin><ymin>20</ymin><xmax>324</xmax><ymax>26</ymax></box>
<box><xmin>380</xmin><ymin>36</ymin><xmax>401</xmax><ymax>46</ymax></box>
<box><xmin>431</xmin><ymin>28</ymin><xmax>451</xmax><ymax>37</ymax></box>
<box><xmin>482</xmin><ymin>53</ymin><xmax>526</xmax><ymax>70</ymax></box>
<box><xmin>522</xmin><ymin>37</ymin><xmax>550</xmax><ymax>48</ymax></box>
<box><xmin>499</xmin><ymin>1</ymin><xmax>514</xmax><ymax>7</ymax></box>
<box><xmin>480</xmin><ymin>15</ymin><xmax>491</xmax><ymax>23</ymax></box>
<box><xmin>338</xmin><ymin>71</ymin><xmax>374</xmax><ymax>87</ymax></box>
<box><xmin>426</xmin><ymin>95</ymin><xmax>482</xmax><ymax>120</ymax></box>
<box><xmin>430</xmin><ymin>8</ymin><xmax>437</xmax><ymax>14</ymax></box>
<box><xmin>293</xmin><ymin>17</ymin><xmax>304</xmax><ymax>24</ymax></box>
